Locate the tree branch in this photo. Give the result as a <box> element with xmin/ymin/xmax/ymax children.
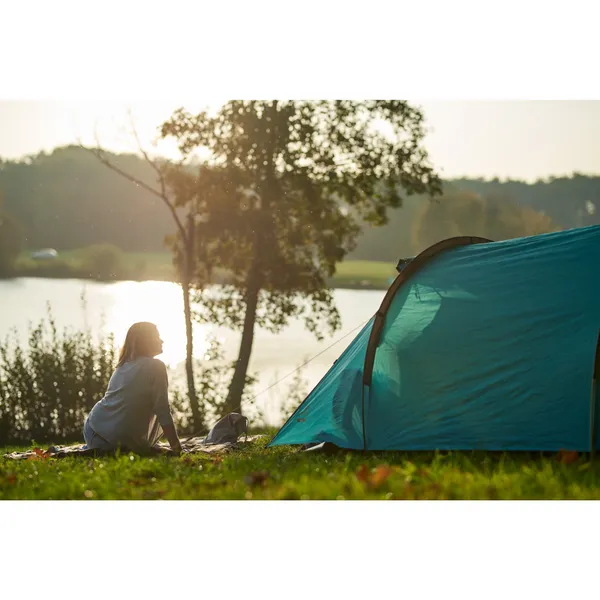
<box><xmin>127</xmin><ymin>110</ymin><xmax>172</xmax><ymax>208</ymax></box>
<box><xmin>78</xmin><ymin>128</ymin><xmax>187</xmax><ymax>242</ymax></box>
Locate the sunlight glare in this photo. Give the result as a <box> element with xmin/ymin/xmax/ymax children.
<box><xmin>103</xmin><ymin>281</ymin><xmax>211</xmax><ymax>367</ymax></box>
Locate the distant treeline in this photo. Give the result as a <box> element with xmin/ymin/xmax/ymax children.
<box><xmin>1</xmin><ymin>146</ymin><xmax>598</xmax><ymax>262</ymax></box>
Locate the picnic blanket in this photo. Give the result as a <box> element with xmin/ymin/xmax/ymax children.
<box><xmin>3</xmin><ymin>435</ymin><xmax>265</xmax><ymax>461</ymax></box>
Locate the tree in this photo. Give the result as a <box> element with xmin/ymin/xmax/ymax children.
<box><xmin>160</xmin><ymin>100</ymin><xmax>442</xmax><ymax>413</ymax></box>
<box><xmin>0</xmin><ymin>203</ymin><xmax>24</xmax><ymax>275</ymax></box>
<box><xmin>0</xmin><ymin>146</ymin><xmax>171</xmax><ymax>252</ymax></box>
<box><xmin>412</xmin><ymin>190</ymin><xmax>559</xmax><ymax>252</ymax></box>
<box><xmin>80</xmin><ymin>132</ymin><xmax>204</xmax><ymax>431</ymax></box>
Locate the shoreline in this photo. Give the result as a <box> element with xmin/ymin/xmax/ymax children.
<box><xmin>0</xmin><ymin>271</ymin><xmax>391</xmax><ymax>292</ymax></box>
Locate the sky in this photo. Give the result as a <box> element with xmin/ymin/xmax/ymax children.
<box><xmin>1</xmin><ymin>100</ymin><xmax>599</xmax><ymax>182</ymax></box>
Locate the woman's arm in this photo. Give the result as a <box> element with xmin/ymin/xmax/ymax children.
<box><xmin>162</xmin><ymin>423</ymin><xmax>183</xmax><ymax>454</ymax></box>
<box><xmin>152</xmin><ymin>360</ymin><xmax>183</xmax><ymax>453</ymax></box>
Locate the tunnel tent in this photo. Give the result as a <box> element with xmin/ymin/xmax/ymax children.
<box><xmin>268</xmin><ymin>225</ymin><xmax>600</xmax><ymax>452</ymax></box>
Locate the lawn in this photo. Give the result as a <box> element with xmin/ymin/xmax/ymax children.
<box><xmin>331</xmin><ymin>260</ymin><xmax>397</xmax><ymax>289</ymax></box>
<box><xmin>1</xmin><ymin>437</ymin><xmax>597</xmax><ymax>500</ymax></box>
<box><xmin>119</xmin><ymin>254</ymin><xmax>398</xmax><ymax>290</ymax></box>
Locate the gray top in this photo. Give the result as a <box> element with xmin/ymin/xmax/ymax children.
<box><xmin>87</xmin><ymin>357</ymin><xmax>174</xmax><ymax>450</ymax></box>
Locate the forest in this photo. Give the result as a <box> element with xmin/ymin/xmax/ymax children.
<box><xmin>1</xmin><ymin>145</ymin><xmax>598</xmax><ymax>265</ymax></box>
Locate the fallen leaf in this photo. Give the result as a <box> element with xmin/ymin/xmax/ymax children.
<box><xmin>5</xmin><ymin>474</ymin><xmax>17</xmax><ymax>484</ymax></box>
<box><xmin>356</xmin><ymin>464</ymin><xmax>370</xmax><ymax>483</ymax></box>
<box><xmin>27</xmin><ymin>454</ymin><xmax>43</xmax><ymax>461</ymax></box>
<box><xmin>244</xmin><ymin>471</ymin><xmax>270</xmax><ymax>487</ymax></box>
<box><xmin>371</xmin><ymin>465</ymin><xmax>393</xmax><ymax>488</ymax></box>
<box><xmin>557</xmin><ymin>450</ymin><xmax>579</xmax><ymax>465</ymax></box>
<box><xmin>356</xmin><ymin>464</ymin><xmax>394</xmax><ymax>489</ymax></box>
<box><xmin>26</xmin><ymin>448</ymin><xmax>51</xmax><ymax>461</ymax></box>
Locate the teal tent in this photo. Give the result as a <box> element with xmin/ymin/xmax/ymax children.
<box><xmin>269</xmin><ymin>225</ymin><xmax>600</xmax><ymax>451</ymax></box>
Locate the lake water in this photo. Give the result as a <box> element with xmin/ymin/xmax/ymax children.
<box><xmin>0</xmin><ymin>278</ymin><xmax>384</xmax><ymax>424</ymax></box>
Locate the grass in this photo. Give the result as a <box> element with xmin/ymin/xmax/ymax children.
<box><xmin>1</xmin><ymin>437</ymin><xmax>598</xmax><ymax>500</ymax></box>
<box><xmin>331</xmin><ymin>260</ymin><xmax>397</xmax><ymax>289</ymax></box>
<box><xmin>14</xmin><ymin>249</ymin><xmax>396</xmax><ymax>289</ymax></box>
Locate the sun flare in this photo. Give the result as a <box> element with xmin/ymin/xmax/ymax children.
<box><xmin>102</xmin><ymin>281</ymin><xmax>212</xmax><ymax>368</ymax></box>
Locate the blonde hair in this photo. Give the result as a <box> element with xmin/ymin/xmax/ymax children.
<box><xmin>117</xmin><ymin>322</ymin><xmax>159</xmax><ymax>367</ymax></box>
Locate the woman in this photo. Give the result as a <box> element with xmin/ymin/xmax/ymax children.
<box><xmin>83</xmin><ymin>322</ymin><xmax>183</xmax><ymax>454</ymax></box>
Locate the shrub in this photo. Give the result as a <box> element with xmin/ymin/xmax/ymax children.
<box><xmin>14</xmin><ymin>257</ymin><xmax>80</xmax><ymax>279</ymax></box>
<box><xmin>170</xmin><ymin>336</ymin><xmax>258</xmax><ymax>436</ymax></box>
<box><xmin>78</xmin><ymin>244</ymin><xmax>125</xmax><ymax>280</ymax></box>
<box><xmin>0</xmin><ymin>307</ymin><xmax>117</xmax><ymax>445</ymax></box>
<box><xmin>0</xmin><ymin>311</ymin><xmax>261</xmax><ymax>445</ymax></box>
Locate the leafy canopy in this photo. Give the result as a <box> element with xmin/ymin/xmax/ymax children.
<box><xmin>161</xmin><ymin>101</ymin><xmax>442</xmax><ymax>338</ymax></box>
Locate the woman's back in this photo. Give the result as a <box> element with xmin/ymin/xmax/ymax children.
<box><xmin>87</xmin><ymin>356</ymin><xmax>173</xmax><ymax>451</ymax></box>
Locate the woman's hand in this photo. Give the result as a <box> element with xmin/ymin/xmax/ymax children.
<box><xmin>162</xmin><ymin>423</ymin><xmax>183</xmax><ymax>455</ymax></box>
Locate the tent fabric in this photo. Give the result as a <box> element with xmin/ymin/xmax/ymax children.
<box><xmin>269</xmin><ymin>225</ymin><xmax>600</xmax><ymax>451</ymax></box>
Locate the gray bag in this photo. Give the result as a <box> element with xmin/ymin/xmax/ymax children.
<box><xmin>203</xmin><ymin>413</ymin><xmax>249</xmax><ymax>445</ymax></box>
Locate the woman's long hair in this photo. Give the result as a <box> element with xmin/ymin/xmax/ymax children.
<box><xmin>117</xmin><ymin>322</ymin><xmax>158</xmax><ymax>367</ymax></box>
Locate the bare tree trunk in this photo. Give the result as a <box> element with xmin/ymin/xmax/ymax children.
<box><xmin>181</xmin><ymin>276</ymin><xmax>201</xmax><ymax>428</ymax></box>
<box><xmin>223</xmin><ymin>272</ymin><xmax>260</xmax><ymax>415</ymax></box>
<box><xmin>182</xmin><ymin>214</ymin><xmax>201</xmax><ymax>429</ymax></box>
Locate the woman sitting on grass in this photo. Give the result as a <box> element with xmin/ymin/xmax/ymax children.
<box><xmin>83</xmin><ymin>322</ymin><xmax>183</xmax><ymax>455</ymax></box>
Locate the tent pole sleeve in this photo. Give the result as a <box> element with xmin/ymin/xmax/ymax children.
<box><xmin>361</xmin><ymin>385</ymin><xmax>367</xmax><ymax>451</ymax></box>
<box><xmin>361</xmin><ymin>236</ymin><xmax>493</xmax><ymax>387</ymax></box>
<box><xmin>590</xmin><ymin>330</ymin><xmax>600</xmax><ymax>459</ymax></box>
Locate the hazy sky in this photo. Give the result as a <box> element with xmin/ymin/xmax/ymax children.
<box><xmin>1</xmin><ymin>100</ymin><xmax>599</xmax><ymax>182</ymax></box>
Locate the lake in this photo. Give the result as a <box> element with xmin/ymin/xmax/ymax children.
<box><xmin>0</xmin><ymin>278</ymin><xmax>384</xmax><ymax>425</ymax></box>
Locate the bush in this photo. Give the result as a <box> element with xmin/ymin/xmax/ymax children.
<box><xmin>0</xmin><ymin>307</ymin><xmax>117</xmax><ymax>445</ymax></box>
<box><xmin>0</xmin><ymin>304</ymin><xmax>309</xmax><ymax>445</ymax></box>
<box><xmin>0</xmin><ymin>311</ymin><xmax>260</xmax><ymax>445</ymax></box>
<box><xmin>14</xmin><ymin>257</ymin><xmax>80</xmax><ymax>279</ymax></box>
<box><xmin>169</xmin><ymin>348</ymin><xmax>309</xmax><ymax>436</ymax></box>
<box><xmin>170</xmin><ymin>336</ymin><xmax>258</xmax><ymax>435</ymax></box>
<box><xmin>78</xmin><ymin>244</ymin><xmax>125</xmax><ymax>280</ymax></box>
